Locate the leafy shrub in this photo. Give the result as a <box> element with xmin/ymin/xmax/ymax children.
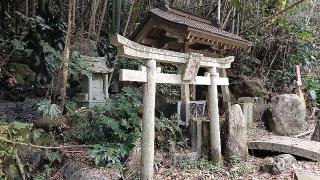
<box><xmin>0</xmin><ymin>121</ymin><xmax>55</xmax><ymax>179</ymax></box>
<box><xmin>67</xmin><ymin>87</ymin><xmax>142</xmax><ymax>166</ymax></box>
<box><xmin>155</xmin><ymin>114</ymin><xmax>185</xmax><ymax>153</ymax></box>
<box><xmin>12</xmin><ymin>12</ymin><xmax>65</xmax><ymax>84</ymax></box>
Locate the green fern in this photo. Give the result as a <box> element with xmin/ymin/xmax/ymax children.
<box><xmin>37</xmin><ymin>101</ymin><xmax>61</xmax><ymax>119</ymax></box>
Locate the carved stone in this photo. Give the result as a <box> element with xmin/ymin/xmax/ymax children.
<box><xmin>226</xmin><ymin>104</ymin><xmax>248</xmax><ymax>160</ymax></box>
<box><xmin>76</xmin><ymin>56</ymin><xmax>113</xmax><ymax>107</ymax></box>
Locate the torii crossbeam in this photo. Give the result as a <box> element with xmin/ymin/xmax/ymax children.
<box><xmin>111</xmin><ymin>34</ymin><xmax>234</xmax><ymax>179</ymax></box>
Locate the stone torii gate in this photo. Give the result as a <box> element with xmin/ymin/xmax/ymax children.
<box><xmin>111</xmin><ymin>34</ymin><xmax>234</xmax><ymax>179</ymax></box>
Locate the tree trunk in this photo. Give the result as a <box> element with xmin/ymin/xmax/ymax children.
<box><xmin>112</xmin><ymin>0</ymin><xmax>122</xmax><ymax>33</ymax></box>
<box><xmin>232</xmin><ymin>7</ymin><xmax>236</xmax><ymax>33</ymax></box>
<box><xmin>30</xmin><ymin>0</ymin><xmax>35</xmax><ymax>17</ymax></box>
<box><xmin>38</xmin><ymin>0</ymin><xmax>50</xmax><ymax>18</ymax></box>
<box><xmin>95</xmin><ymin>0</ymin><xmax>109</xmax><ymax>42</ymax></box>
<box><xmin>25</xmin><ymin>0</ymin><xmax>29</xmax><ymax>16</ymax></box>
<box><xmin>56</xmin><ymin>0</ymin><xmax>76</xmax><ymax>111</ymax></box>
<box><xmin>123</xmin><ymin>0</ymin><xmax>135</xmax><ymax>36</ymax></box>
<box><xmin>217</xmin><ymin>0</ymin><xmax>221</xmax><ymax>23</ymax></box>
<box><xmin>222</xmin><ymin>8</ymin><xmax>232</xmax><ymax>30</ymax></box>
<box><xmin>80</xmin><ymin>0</ymin><xmax>86</xmax><ymax>35</ymax></box>
<box><xmin>88</xmin><ymin>0</ymin><xmax>100</xmax><ymax>36</ymax></box>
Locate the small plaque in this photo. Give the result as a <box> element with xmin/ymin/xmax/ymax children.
<box><xmin>182</xmin><ymin>53</ymin><xmax>201</xmax><ymax>81</ymax></box>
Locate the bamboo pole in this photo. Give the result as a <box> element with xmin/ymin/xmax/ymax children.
<box><xmin>141</xmin><ymin>59</ymin><xmax>156</xmax><ymax>180</ymax></box>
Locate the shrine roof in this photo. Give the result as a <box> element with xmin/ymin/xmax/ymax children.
<box><xmin>131</xmin><ymin>7</ymin><xmax>252</xmax><ymax>50</ymax></box>
<box><xmin>82</xmin><ymin>56</ymin><xmax>114</xmax><ymax>73</ymax></box>
<box><xmin>151</xmin><ymin>8</ymin><xmax>248</xmax><ymax>42</ymax></box>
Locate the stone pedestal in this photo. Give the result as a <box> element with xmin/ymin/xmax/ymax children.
<box><xmin>238</xmin><ymin>97</ymin><xmax>254</xmax><ymax>128</ymax></box>
<box><xmin>240</xmin><ymin>102</ymin><xmax>253</xmax><ymax>128</ymax></box>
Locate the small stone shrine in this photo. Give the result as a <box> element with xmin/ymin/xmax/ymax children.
<box><xmin>77</xmin><ymin>56</ymin><xmax>113</xmax><ymax>107</ymax></box>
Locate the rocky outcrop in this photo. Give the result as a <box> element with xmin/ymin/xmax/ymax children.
<box><xmin>7</xmin><ymin>63</ymin><xmax>36</xmax><ymax>87</ymax></box>
<box><xmin>71</xmin><ymin>38</ymin><xmax>98</xmax><ymax>57</ymax></box>
<box><xmin>18</xmin><ymin>147</ymin><xmax>45</xmax><ymax>169</ymax></box>
<box><xmin>230</xmin><ymin>79</ymin><xmax>269</xmax><ymax>99</ymax></box>
<box><xmin>260</xmin><ymin>154</ymin><xmax>297</xmax><ymax>174</ymax></box>
<box><xmin>226</xmin><ymin>104</ymin><xmax>248</xmax><ymax>160</ymax></box>
<box><xmin>0</xmin><ymin>99</ymin><xmax>39</xmax><ymax>122</ymax></box>
<box><xmin>262</xmin><ymin>94</ymin><xmax>306</xmax><ymax>135</ymax></box>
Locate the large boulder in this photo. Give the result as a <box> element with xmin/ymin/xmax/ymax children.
<box><xmin>18</xmin><ymin>147</ymin><xmax>45</xmax><ymax>169</ymax></box>
<box><xmin>63</xmin><ymin>160</ymin><xmax>80</xmax><ymax>179</ymax></box>
<box><xmin>71</xmin><ymin>38</ymin><xmax>97</xmax><ymax>57</ymax></box>
<box><xmin>230</xmin><ymin>79</ymin><xmax>269</xmax><ymax>99</ymax></box>
<box><xmin>225</xmin><ymin>104</ymin><xmax>248</xmax><ymax>160</ymax></box>
<box><xmin>7</xmin><ymin>63</ymin><xmax>36</xmax><ymax>87</ymax></box>
<box><xmin>262</xmin><ymin>94</ymin><xmax>306</xmax><ymax>135</ymax></box>
<box><xmin>260</xmin><ymin>154</ymin><xmax>297</xmax><ymax>174</ymax></box>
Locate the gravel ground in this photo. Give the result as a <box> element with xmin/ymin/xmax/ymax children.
<box><xmin>0</xmin><ymin>98</ymin><xmax>40</xmax><ymax>122</ymax></box>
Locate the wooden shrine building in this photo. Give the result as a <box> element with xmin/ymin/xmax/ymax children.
<box><xmin>131</xmin><ymin>6</ymin><xmax>252</xmax><ymax>55</ymax></box>
<box><xmin>130</xmin><ymin>6</ymin><xmax>252</xmax><ymax>126</ymax></box>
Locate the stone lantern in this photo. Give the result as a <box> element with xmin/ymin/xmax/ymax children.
<box><xmin>77</xmin><ymin>56</ymin><xmax>113</xmax><ymax>107</ymax></box>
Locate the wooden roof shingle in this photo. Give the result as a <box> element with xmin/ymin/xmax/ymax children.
<box><xmin>150</xmin><ymin>8</ymin><xmax>249</xmax><ymax>43</ymax></box>
<box><xmin>131</xmin><ymin>7</ymin><xmax>252</xmax><ymax>50</ymax></box>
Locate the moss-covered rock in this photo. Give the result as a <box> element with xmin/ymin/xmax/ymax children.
<box><xmin>8</xmin><ymin>63</ymin><xmax>36</xmax><ymax>86</ymax></box>
<box><xmin>32</xmin><ymin>115</ymin><xmax>66</xmax><ymax>129</ymax></box>
<box><xmin>231</xmin><ymin>79</ymin><xmax>269</xmax><ymax>99</ymax></box>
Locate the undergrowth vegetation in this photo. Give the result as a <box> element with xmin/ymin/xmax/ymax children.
<box><xmin>66</xmin><ymin>87</ymin><xmax>142</xmax><ymax>166</ymax></box>
<box><xmin>0</xmin><ymin>121</ymin><xmax>63</xmax><ymax>179</ymax></box>
<box><xmin>155</xmin><ymin>114</ymin><xmax>185</xmax><ymax>153</ymax></box>
<box><xmin>238</xmin><ymin>10</ymin><xmax>320</xmax><ymax>103</ymax></box>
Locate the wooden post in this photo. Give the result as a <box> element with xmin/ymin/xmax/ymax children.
<box><xmin>296</xmin><ymin>65</ymin><xmax>305</xmax><ymax>105</ymax></box>
<box><xmin>104</xmin><ymin>74</ymin><xmax>109</xmax><ymax>99</ymax></box>
<box><xmin>196</xmin><ymin>119</ymin><xmax>202</xmax><ymax>158</ymax></box>
<box><xmin>141</xmin><ymin>59</ymin><xmax>156</xmax><ymax>180</ymax></box>
<box><xmin>88</xmin><ymin>75</ymin><xmax>93</xmax><ymax>101</ymax></box>
<box><xmin>208</xmin><ymin>67</ymin><xmax>222</xmax><ymax>163</ymax></box>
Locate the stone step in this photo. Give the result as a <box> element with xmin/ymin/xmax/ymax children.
<box><xmin>248</xmin><ymin>136</ymin><xmax>320</xmax><ymax>161</ymax></box>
